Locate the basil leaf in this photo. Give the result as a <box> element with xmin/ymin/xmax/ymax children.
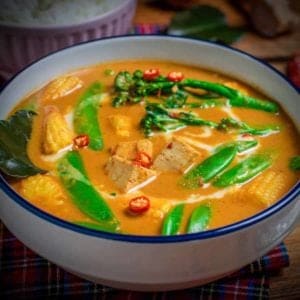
<box><xmin>167</xmin><ymin>5</ymin><xmax>245</xmax><ymax>45</ymax></box>
<box><xmin>188</xmin><ymin>25</ymin><xmax>245</xmax><ymax>45</ymax></box>
<box><xmin>0</xmin><ymin>110</ymin><xmax>45</xmax><ymax>178</ymax></box>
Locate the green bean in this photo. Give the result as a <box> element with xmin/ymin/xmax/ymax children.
<box><xmin>213</xmin><ymin>153</ymin><xmax>272</xmax><ymax>187</ymax></box>
<box><xmin>74</xmin><ymin>82</ymin><xmax>104</xmax><ymax>150</ymax></box>
<box><xmin>179</xmin><ymin>145</ymin><xmax>237</xmax><ymax>189</ymax></box>
<box><xmin>162</xmin><ymin>204</ymin><xmax>185</xmax><ymax>235</ymax></box>
<box><xmin>57</xmin><ymin>151</ymin><xmax>119</xmax><ymax>227</ymax></box>
<box><xmin>180</xmin><ymin>79</ymin><xmax>279</xmax><ymax>113</ymax></box>
<box><xmin>187</xmin><ymin>205</ymin><xmax>211</xmax><ymax>233</ymax></box>
<box><xmin>73</xmin><ymin>221</ymin><xmax>120</xmax><ymax>233</ymax></box>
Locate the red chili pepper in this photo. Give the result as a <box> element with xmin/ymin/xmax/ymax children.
<box><xmin>169</xmin><ymin>112</ymin><xmax>180</xmax><ymax>118</ymax></box>
<box><xmin>133</xmin><ymin>151</ymin><xmax>152</xmax><ymax>168</ymax></box>
<box><xmin>241</xmin><ymin>133</ymin><xmax>253</xmax><ymax>138</ymax></box>
<box><xmin>287</xmin><ymin>54</ymin><xmax>300</xmax><ymax>88</ymax></box>
<box><xmin>167</xmin><ymin>71</ymin><xmax>184</xmax><ymax>82</ymax></box>
<box><xmin>167</xmin><ymin>142</ymin><xmax>173</xmax><ymax>149</ymax></box>
<box><xmin>73</xmin><ymin>134</ymin><xmax>89</xmax><ymax>149</ymax></box>
<box><xmin>129</xmin><ymin>196</ymin><xmax>150</xmax><ymax>214</ymax></box>
<box><xmin>143</xmin><ymin>68</ymin><xmax>160</xmax><ymax>81</ymax></box>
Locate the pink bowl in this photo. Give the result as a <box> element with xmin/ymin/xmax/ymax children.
<box><xmin>0</xmin><ymin>0</ymin><xmax>136</xmax><ymax>80</ymax></box>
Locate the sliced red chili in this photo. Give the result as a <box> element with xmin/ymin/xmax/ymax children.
<box><xmin>167</xmin><ymin>142</ymin><xmax>173</xmax><ymax>149</ymax></box>
<box><xmin>241</xmin><ymin>133</ymin><xmax>253</xmax><ymax>138</ymax></box>
<box><xmin>133</xmin><ymin>151</ymin><xmax>152</xmax><ymax>168</ymax></box>
<box><xmin>143</xmin><ymin>68</ymin><xmax>160</xmax><ymax>81</ymax></box>
<box><xmin>129</xmin><ymin>196</ymin><xmax>150</xmax><ymax>214</ymax></box>
<box><xmin>167</xmin><ymin>71</ymin><xmax>184</xmax><ymax>82</ymax></box>
<box><xmin>73</xmin><ymin>134</ymin><xmax>89</xmax><ymax>149</ymax></box>
<box><xmin>169</xmin><ymin>112</ymin><xmax>180</xmax><ymax>119</ymax></box>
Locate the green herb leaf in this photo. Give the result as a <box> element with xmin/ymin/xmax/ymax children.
<box><xmin>189</xmin><ymin>25</ymin><xmax>245</xmax><ymax>45</ymax></box>
<box><xmin>167</xmin><ymin>5</ymin><xmax>245</xmax><ymax>45</ymax></box>
<box><xmin>289</xmin><ymin>156</ymin><xmax>300</xmax><ymax>171</ymax></box>
<box><xmin>0</xmin><ymin>110</ymin><xmax>45</xmax><ymax>178</ymax></box>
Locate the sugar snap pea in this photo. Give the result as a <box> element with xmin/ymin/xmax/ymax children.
<box><xmin>213</xmin><ymin>153</ymin><xmax>272</xmax><ymax>187</ymax></box>
<box><xmin>74</xmin><ymin>82</ymin><xmax>104</xmax><ymax>150</ymax></box>
<box><xmin>162</xmin><ymin>204</ymin><xmax>184</xmax><ymax>235</ymax></box>
<box><xmin>179</xmin><ymin>145</ymin><xmax>237</xmax><ymax>189</ymax></box>
<box><xmin>215</xmin><ymin>140</ymin><xmax>258</xmax><ymax>154</ymax></box>
<box><xmin>74</xmin><ymin>221</ymin><xmax>120</xmax><ymax>233</ymax></box>
<box><xmin>57</xmin><ymin>151</ymin><xmax>119</xmax><ymax>228</ymax></box>
<box><xmin>187</xmin><ymin>205</ymin><xmax>212</xmax><ymax>233</ymax></box>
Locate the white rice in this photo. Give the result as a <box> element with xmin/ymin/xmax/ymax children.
<box><xmin>0</xmin><ymin>0</ymin><xmax>123</xmax><ymax>26</ymax></box>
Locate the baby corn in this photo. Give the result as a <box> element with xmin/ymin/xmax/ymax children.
<box><xmin>241</xmin><ymin>170</ymin><xmax>287</xmax><ymax>207</ymax></box>
<box><xmin>42</xmin><ymin>106</ymin><xmax>73</xmax><ymax>154</ymax></box>
<box><xmin>42</xmin><ymin>75</ymin><xmax>83</xmax><ymax>101</ymax></box>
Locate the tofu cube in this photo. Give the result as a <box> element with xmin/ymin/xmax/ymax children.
<box><xmin>113</xmin><ymin>139</ymin><xmax>153</xmax><ymax>161</ymax></box>
<box><xmin>153</xmin><ymin>137</ymin><xmax>198</xmax><ymax>173</ymax></box>
<box><xmin>105</xmin><ymin>155</ymin><xmax>157</xmax><ymax>192</ymax></box>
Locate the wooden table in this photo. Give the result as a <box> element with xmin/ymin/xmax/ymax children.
<box><xmin>133</xmin><ymin>1</ymin><xmax>300</xmax><ymax>299</ymax></box>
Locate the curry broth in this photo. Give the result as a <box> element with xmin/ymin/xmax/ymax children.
<box><xmin>10</xmin><ymin>60</ymin><xmax>300</xmax><ymax>236</ymax></box>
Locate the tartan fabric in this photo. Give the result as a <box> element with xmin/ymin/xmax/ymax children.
<box><xmin>0</xmin><ymin>222</ymin><xmax>289</xmax><ymax>300</ymax></box>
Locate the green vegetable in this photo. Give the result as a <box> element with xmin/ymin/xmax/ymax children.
<box><xmin>179</xmin><ymin>145</ymin><xmax>237</xmax><ymax>189</ymax></box>
<box><xmin>162</xmin><ymin>204</ymin><xmax>184</xmax><ymax>235</ymax></box>
<box><xmin>289</xmin><ymin>156</ymin><xmax>300</xmax><ymax>171</ymax></box>
<box><xmin>187</xmin><ymin>205</ymin><xmax>211</xmax><ymax>233</ymax></box>
<box><xmin>112</xmin><ymin>70</ymin><xmax>279</xmax><ymax>113</ymax></box>
<box><xmin>190</xmin><ymin>25</ymin><xmax>245</xmax><ymax>45</ymax></box>
<box><xmin>113</xmin><ymin>71</ymin><xmax>175</xmax><ymax>107</ymax></box>
<box><xmin>104</xmin><ymin>69</ymin><xmax>115</xmax><ymax>76</ymax></box>
<box><xmin>140</xmin><ymin>103</ymin><xmax>217</xmax><ymax>136</ymax></box>
<box><xmin>180</xmin><ymin>79</ymin><xmax>279</xmax><ymax>113</ymax></box>
<box><xmin>163</xmin><ymin>90</ymin><xmax>188</xmax><ymax>108</ymax></box>
<box><xmin>167</xmin><ymin>5</ymin><xmax>244</xmax><ymax>45</ymax></box>
<box><xmin>74</xmin><ymin>221</ymin><xmax>120</xmax><ymax>233</ymax></box>
<box><xmin>57</xmin><ymin>150</ymin><xmax>119</xmax><ymax>227</ymax></box>
<box><xmin>74</xmin><ymin>82</ymin><xmax>104</xmax><ymax>151</ymax></box>
<box><xmin>0</xmin><ymin>110</ymin><xmax>45</xmax><ymax>178</ymax></box>
<box><xmin>217</xmin><ymin>117</ymin><xmax>280</xmax><ymax>136</ymax></box>
<box><xmin>213</xmin><ymin>153</ymin><xmax>272</xmax><ymax>187</ymax></box>
<box><xmin>215</xmin><ymin>140</ymin><xmax>258</xmax><ymax>153</ymax></box>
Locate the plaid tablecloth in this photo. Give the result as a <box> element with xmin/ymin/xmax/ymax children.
<box><xmin>0</xmin><ymin>24</ymin><xmax>293</xmax><ymax>299</ymax></box>
<box><xmin>0</xmin><ymin>222</ymin><xmax>290</xmax><ymax>299</ymax></box>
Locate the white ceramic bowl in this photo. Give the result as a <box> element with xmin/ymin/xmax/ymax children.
<box><xmin>0</xmin><ymin>36</ymin><xmax>299</xmax><ymax>292</ymax></box>
<box><xmin>0</xmin><ymin>0</ymin><xmax>136</xmax><ymax>79</ymax></box>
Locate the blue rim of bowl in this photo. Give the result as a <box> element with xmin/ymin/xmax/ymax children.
<box><xmin>0</xmin><ymin>35</ymin><xmax>299</xmax><ymax>244</ymax></box>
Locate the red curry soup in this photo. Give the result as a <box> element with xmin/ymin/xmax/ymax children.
<box><xmin>3</xmin><ymin>60</ymin><xmax>300</xmax><ymax>236</ymax></box>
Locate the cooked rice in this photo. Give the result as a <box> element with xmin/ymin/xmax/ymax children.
<box><xmin>0</xmin><ymin>0</ymin><xmax>123</xmax><ymax>26</ymax></box>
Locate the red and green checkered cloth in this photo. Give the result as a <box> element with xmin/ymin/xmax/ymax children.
<box><xmin>0</xmin><ymin>24</ymin><xmax>292</xmax><ymax>299</ymax></box>
<box><xmin>0</xmin><ymin>222</ymin><xmax>290</xmax><ymax>299</ymax></box>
